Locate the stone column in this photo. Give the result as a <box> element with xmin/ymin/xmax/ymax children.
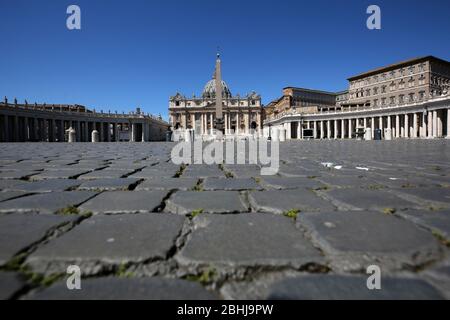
<box><xmin>413</xmin><ymin>113</ymin><xmax>418</xmax><ymax>138</ymax></box>
<box><xmin>320</xmin><ymin>121</ymin><xmax>324</xmax><ymax>139</ymax></box>
<box><xmin>349</xmin><ymin>119</ymin><xmax>353</xmax><ymax>139</ymax></box>
<box><xmin>23</xmin><ymin>117</ymin><xmax>29</xmax><ymax>141</ymax></box>
<box><xmin>106</xmin><ymin>123</ymin><xmax>111</xmax><ymax>142</ymax></box>
<box><xmin>371</xmin><ymin>117</ymin><xmax>375</xmax><ymax>139</ymax></box>
<box><xmin>13</xmin><ymin>116</ymin><xmax>19</xmax><ymax>142</ymax></box>
<box><xmin>297</xmin><ymin>121</ymin><xmax>301</xmax><ymax>139</ymax></box>
<box><xmin>236</xmin><ymin>113</ymin><xmax>240</xmax><ymax>135</ymax></box>
<box><xmin>141</xmin><ymin>123</ymin><xmax>146</xmax><ymax>142</ymax></box>
<box><xmin>427</xmin><ymin>111</ymin><xmax>433</xmax><ymax>138</ymax></box>
<box><xmin>334</xmin><ymin>119</ymin><xmax>338</xmax><ymax>139</ymax></box>
<box><xmin>58</xmin><ymin>120</ymin><xmax>63</xmax><ymax>142</ymax></box>
<box><xmin>387</xmin><ymin>115</ymin><xmax>391</xmax><ymax>134</ymax></box>
<box><xmin>326</xmin><ymin>120</ymin><xmax>331</xmax><ymax>139</ymax></box>
<box><xmin>447</xmin><ymin>109</ymin><xmax>450</xmax><ymax>138</ymax></box>
<box><xmin>33</xmin><ymin>118</ymin><xmax>38</xmax><ymax>141</ymax></box>
<box><xmin>437</xmin><ymin>110</ymin><xmax>443</xmax><ymax>137</ymax></box>
<box><xmin>76</xmin><ymin>121</ymin><xmax>81</xmax><ymax>142</ymax></box>
<box><xmin>224</xmin><ymin>113</ymin><xmax>228</xmax><ymax>135</ymax></box>
<box><xmin>244</xmin><ymin>113</ymin><xmax>249</xmax><ymax>134</ymax></box>
<box><xmin>421</xmin><ymin>112</ymin><xmax>427</xmax><ymax>138</ymax></box>
<box><xmin>432</xmin><ymin>110</ymin><xmax>438</xmax><ymax>138</ymax></box>
<box><xmin>396</xmin><ymin>115</ymin><xmax>400</xmax><ymax>138</ymax></box>
<box><xmin>3</xmin><ymin>115</ymin><xmax>9</xmax><ymax>142</ymax></box>
<box><xmin>404</xmin><ymin>114</ymin><xmax>409</xmax><ymax>138</ymax></box>
<box><xmin>131</xmin><ymin>123</ymin><xmax>136</xmax><ymax>142</ymax></box>
<box><xmin>340</xmin><ymin>120</ymin><xmax>345</xmax><ymax>139</ymax></box>
<box><xmin>379</xmin><ymin>116</ymin><xmax>383</xmax><ymax>137</ymax></box>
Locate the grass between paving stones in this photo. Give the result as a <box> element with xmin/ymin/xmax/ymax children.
<box><xmin>382</xmin><ymin>207</ymin><xmax>396</xmax><ymax>215</ymax></box>
<box><xmin>432</xmin><ymin>230</ymin><xmax>450</xmax><ymax>248</ymax></box>
<box><xmin>192</xmin><ymin>180</ymin><xmax>204</xmax><ymax>191</ymax></box>
<box><xmin>174</xmin><ymin>164</ymin><xmax>187</xmax><ymax>178</ymax></box>
<box><xmin>116</xmin><ymin>263</ymin><xmax>135</xmax><ymax>278</ymax></box>
<box><xmin>185</xmin><ymin>267</ymin><xmax>216</xmax><ymax>285</ymax></box>
<box><xmin>283</xmin><ymin>209</ymin><xmax>299</xmax><ymax>220</ymax></box>
<box><xmin>55</xmin><ymin>206</ymin><xmax>93</xmax><ymax>217</ymax></box>
<box><xmin>3</xmin><ymin>253</ymin><xmax>64</xmax><ymax>287</ymax></box>
<box><xmin>191</xmin><ymin>209</ymin><xmax>204</xmax><ymax>218</ymax></box>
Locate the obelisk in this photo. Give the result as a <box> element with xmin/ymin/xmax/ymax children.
<box><xmin>214</xmin><ymin>53</ymin><xmax>224</xmax><ymax>133</ymax></box>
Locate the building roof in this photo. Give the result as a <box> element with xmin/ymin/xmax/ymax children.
<box><xmin>347</xmin><ymin>55</ymin><xmax>450</xmax><ymax>81</ymax></box>
<box><xmin>282</xmin><ymin>87</ymin><xmax>338</xmax><ymax>96</ymax></box>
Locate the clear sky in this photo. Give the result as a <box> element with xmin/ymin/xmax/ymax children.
<box><xmin>1</xmin><ymin>0</ymin><xmax>449</xmax><ymax>120</ymax></box>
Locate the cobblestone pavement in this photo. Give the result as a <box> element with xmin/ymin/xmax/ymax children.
<box><xmin>0</xmin><ymin>141</ymin><xmax>449</xmax><ymax>300</ymax></box>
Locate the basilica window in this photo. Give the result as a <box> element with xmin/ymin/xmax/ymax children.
<box><xmin>409</xmin><ymin>93</ymin><xmax>414</xmax><ymax>102</ymax></box>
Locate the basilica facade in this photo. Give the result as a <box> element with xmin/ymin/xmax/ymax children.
<box><xmin>168</xmin><ymin>55</ymin><xmax>263</xmax><ymax>139</ymax></box>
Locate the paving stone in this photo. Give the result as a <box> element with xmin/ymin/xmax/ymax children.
<box><xmin>421</xmin><ymin>258</ymin><xmax>450</xmax><ymax>299</ymax></box>
<box><xmin>0</xmin><ymin>179</ymin><xmax>30</xmax><ymax>191</ymax></box>
<box><xmin>260</xmin><ymin>177</ymin><xmax>325</xmax><ymax>190</ymax></box>
<box><xmin>249</xmin><ymin>189</ymin><xmax>335</xmax><ymax>214</ymax></box>
<box><xmin>0</xmin><ymin>170</ymin><xmax>40</xmax><ymax>180</ymax></box>
<box><xmin>5</xmin><ymin>179</ymin><xmax>82</xmax><ymax>193</ymax></box>
<box><xmin>317</xmin><ymin>175</ymin><xmax>378</xmax><ymax>188</ymax></box>
<box><xmin>79</xmin><ymin>169</ymin><xmax>136</xmax><ymax>180</ymax></box>
<box><xmin>27</xmin><ymin>213</ymin><xmax>185</xmax><ymax>274</ymax></box>
<box><xmin>323</xmin><ymin>188</ymin><xmax>420</xmax><ymax>211</ymax></box>
<box><xmin>0</xmin><ymin>213</ymin><xmax>78</xmax><ymax>265</ymax></box>
<box><xmin>0</xmin><ymin>272</ymin><xmax>27</xmax><ymax>299</ymax></box>
<box><xmin>0</xmin><ymin>191</ymin><xmax>30</xmax><ymax>202</ymax></box>
<box><xmin>165</xmin><ymin>191</ymin><xmax>248</xmax><ymax>214</ymax></box>
<box><xmin>396</xmin><ymin>210</ymin><xmax>450</xmax><ymax>238</ymax></box>
<box><xmin>176</xmin><ymin>213</ymin><xmax>323</xmax><ymax>268</ymax></box>
<box><xmin>77</xmin><ymin>178</ymin><xmax>141</xmax><ymax>191</ymax></box>
<box><xmin>203</xmin><ymin>178</ymin><xmax>262</xmax><ymax>191</ymax></box>
<box><xmin>0</xmin><ymin>191</ymin><xmax>97</xmax><ymax>214</ymax></box>
<box><xmin>394</xmin><ymin>187</ymin><xmax>450</xmax><ymax>208</ymax></box>
<box><xmin>267</xmin><ymin>275</ymin><xmax>444</xmax><ymax>300</ymax></box>
<box><xmin>297</xmin><ymin>211</ymin><xmax>442</xmax><ymax>271</ymax></box>
<box><xmin>30</xmin><ymin>169</ymin><xmax>90</xmax><ymax>180</ymax></box>
<box><xmin>135</xmin><ymin>178</ymin><xmax>198</xmax><ymax>191</ymax></box>
<box><xmin>182</xmin><ymin>165</ymin><xmax>225</xmax><ymax>178</ymax></box>
<box><xmin>79</xmin><ymin>191</ymin><xmax>168</xmax><ymax>213</ymax></box>
<box><xmin>25</xmin><ymin>277</ymin><xmax>216</xmax><ymax>300</ymax></box>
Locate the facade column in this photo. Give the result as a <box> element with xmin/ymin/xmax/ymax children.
<box><xmin>297</xmin><ymin>121</ymin><xmax>301</xmax><ymax>139</ymax></box>
<box><xmin>334</xmin><ymin>119</ymin><xmax>338</xmax><ymax>139</ymax></box>
<box><xmin>131</xmin><ymin>123</ymin><xmax>136</xmax><ymax>142</ymax></box>
<box><xmin>413</xmin><ymin>113</ymin><xmax>418</xmax><ymax>138</ymax></box>
<box><xmin>236</xmin><ymin>113</ymin><xmax>240</xmax><ymax>135</ymax></box>
<box><xmin>13</xmin><ymin>116</ymin><xmax>19</xmax><ymax>142</ymax></box>
<box><xmin>371</xmin><ymin>117</ymin><xmax>375</xmax><ymax>139</ymax></box>
<box><xmin>33</xmin><ymin>118</ymin><xmax>38</xmax><ymax>141</ymax></box>
<box><xmin>349</xmin><ymin>118</ymin><xmax>353</xmax><ymax>139</ymax></box>
<box><xmin>363</xmin><ymin>118</ymin><xmax>367</xmax><ymax>130</ymax></box>
<box><xmin>404</xmin><ymin>114</ymin><xmax>409</xmax><ymax>138</ymax></box>
<box><xmin>340</xmin><ymin>119</ymin><xmax>345</xmax><ymax>139</ymax></box>
<box><xmin>75</xmin><ymin>121</ymin><xmax>80</xmax><ymax>142</ymax></box>
<box><xmin>210</xmin><ymin>113</ymin><xmax>213</xmax><ymax>135</ymax></box>
<box><xmin>395</xmin><ymin>115</ymin><xmax>400</xmax><ymax>138</ymax></box>
<box><xmin>24</xmin><ymin>117</ymin><xmax>29</xmax><ymax>141</ymax></box>
<box><xmin>387</xmin><ymin>116</ymin><xmax>391</xmax><ymax>138</ymax></box>
<box><xmin>326</xmin><ymin>120</ymin><xmax>330</xmax><ymax>139</ymax></box>
<box><xmin>3</xmin><ymin>115</ymin><xmax>9</xmax><ymax>142</ymax></box>
<box><xmin>58</xmin><ymin>120</ymin><xmax>64</xmax><ymax>142</ymax></box>
<box><xmin>437</xmin><ymin>110</ymin><xmax>443</xmax><ymax>137</ymax></box>
<box><xmin>447</xmin><ymin>109</ymin><xmax>450</xmax><ymax>138</ymax></box>
<box><xmin>224</xmin><ymin>113</ymin><xmax>228</xmax><ymax>135</ymax></box>
<box><xmin>427</xmin><ymin>111</ymin><xmax>432</xmax><ymax>138</ymax></box>
<box><xmin>106</xmin><ymin>123</ymin><xmax>111</xmax><ymax>142</ymax></box>
<box><xmin>141</xmin><ymin>123</ymin><xmax>146</xmax><ymax>142</ymax></box>
<box><xmin>379</xmin><ymin>116</ymin><xmax>383</xmax><ymax>138</ymax></box>
<box><xmin>320</xmin><ymin>121</ymin><xmax>324</xmax><ymax>139</ymax></box>
<box><xmin>244</xmin><ymin>113</ymin><xmax>249</xmax><ymax>135</ymax></box>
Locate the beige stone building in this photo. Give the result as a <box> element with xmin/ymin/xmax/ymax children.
<box><xmin>264</xmin><ymin>56</ymin><xmax>450</xmax><ymax>140</ymax></box>
<box><xmin>169</xmin><ymin>55</ymin><xmax>263</xmax><ymax>139</ymax></box>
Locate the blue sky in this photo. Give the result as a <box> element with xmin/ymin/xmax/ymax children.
<box><xmin>1</xmin><ymin>0</ymin><xmax>449</xmax><ymax>120</ymax></box>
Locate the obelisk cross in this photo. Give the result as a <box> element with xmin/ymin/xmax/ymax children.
<box><xmin>214</xmin><ymin>52</ymin><xmax>225</xmax><ymax>133</ymax></box>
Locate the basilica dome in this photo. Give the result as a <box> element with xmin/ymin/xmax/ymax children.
<box><xmin>202</xmin><ymin>79</ymin><xmax>232</xmax><ymax>99</ymax></box>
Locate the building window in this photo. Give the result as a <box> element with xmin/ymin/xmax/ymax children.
<box><xmin>390</xmin><ymin>96</ymin><xmax>395</xmax><ymax>105</ymax></box>
<box><xmin>400</xmin><ymin>68</ymin><xmax>405</xmax><ymax>76</ymax></box>
<box><xmin>419</xmin><ymin>91</ymin><xmax>425</xmax><ymax>100</ymax></box>
<box><xmin>373</xmin><ymin>87</ymin><xmax>378</xmax><ymax>95</ymax></box>
<box><xmin>419</xmin><ymin>63</ymin><xmax>425</xmax><ymax>72</ymax></box>
<box><xmin>381</xmin><ymin>98</ymin><xmax>386</xmax><ymax>105</ymax></box>
<box><xmin>408</xmin><ymin>77</ymin><xmax>415</xmax><ymax>87</ymax></box>
<box><xmin>418</xmin><ymin>75</ymin><xmax>425</xmax><ymax>85</ymax></box>
<box><xmin>390</xmin><ymin>82</ymin><xmax>396</xmax><ymax>91</ymax></box>
<box><xmin>409</xmin><ymin>66</ymin><xmax>415</xmax><ymax>74</ymax></box>
<box><xmin>399</xmin><ymin>80</ymin><xmax>405</xmax><ymax>89</ymax></box>
<box><xmin>399</xmin><ymin>94</ymin><xmax>405</xmax><ymax>103</ymax></box>
<box><xmin>409</xmin><ymin>93</ymin><xmax>415</xmax><ymax>102</ymax></box>
<box><xmin>381</xmin><ymin>85</ymin><xmax>386</xmax><ymax>93</ymax></box>
<box><xmin>175</xmin><ymin>101</ymin><xmax>180</xmax><ymax>106</ymax></box>
<box><xmin>373</xmin><ymin>99</ymin><xmax>378</xmax><ymax>106</ymax></box>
